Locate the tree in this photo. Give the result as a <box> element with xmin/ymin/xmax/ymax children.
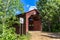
<box><xmin>0</xmin><ymin>0</ymin><xmax>24</xmax><ymax>40</ymax></box>
<box><xmin>37</xmin><ymin>0</ymin><xmax>60</xmax><ymax>32</ymax></box>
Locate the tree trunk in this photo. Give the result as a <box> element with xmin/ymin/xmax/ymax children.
<box><xmin>48</xmin><ymin>21</ymin><xmax>51</xmax><ymax>32</ymax></box>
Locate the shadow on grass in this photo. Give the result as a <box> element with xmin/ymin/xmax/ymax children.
<box><xmin>41</xmin><ymin>32</ymin><xmax>60</xmax><ymax>39</ymax></box>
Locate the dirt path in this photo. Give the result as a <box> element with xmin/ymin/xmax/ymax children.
<box><xmin>29</xmin><ymin>31</ymin><xmax>60</xmax><ymax>40</ymax></box>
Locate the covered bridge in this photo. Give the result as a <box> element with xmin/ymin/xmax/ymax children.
<box><xmin>15</xmin><ymin>9</ymin><xmax>42</xmax><ymax>34</ymax></box>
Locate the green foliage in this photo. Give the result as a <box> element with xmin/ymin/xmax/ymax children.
<box><xmin>0</xmin><ymin>28</ymin><xmax>17</xmax><ymax>40</ymax></box>
<box><xmin>0</xmin><ymin>24</ymin><xmax>3</xmax><ymax>34</ymax></box>
<box><xmin>19</xmin><ymin>34</ymin><xmax>30</xmax><ymax>40</ymax></box>
<box><xmin>0</xmin><ymin>28</ymin><xmax>30</xmax><ymax>40</ymax></box>
<box><xmin>37</xmin><ymin>0</ymin><xmax>60</xmax><ymax>32</ymax></box>
<box><xmin>0</xmin><ymin>0</ymin><xmax>30</xmax><ymax>40</ymax></box>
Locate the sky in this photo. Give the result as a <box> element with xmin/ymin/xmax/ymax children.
<box><xmin>21</xmin><ymin>0</ymin><xmax>38</xmax><ymax>12</ymax></box>
<box><xmin>16</xmin><ymin>0</ymin><xmax>38</xmax><ymax>14</ymax></box>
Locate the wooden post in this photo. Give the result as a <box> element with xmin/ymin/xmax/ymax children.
<box><xmin>20</xmin><ymin>17</ymin><xmax>24</xmax><ymax>35</ymax></box>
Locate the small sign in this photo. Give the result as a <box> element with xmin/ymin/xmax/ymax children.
<box><xmin>20</xmin><ymin>17</ymin><xmax>24</xmax><ymax>24</ymax></box>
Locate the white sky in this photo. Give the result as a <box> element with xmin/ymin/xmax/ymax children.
<box><xmin>29</xmin><ymin>6</ymin><xmax>37</xmax><ymax>11</ymax></box>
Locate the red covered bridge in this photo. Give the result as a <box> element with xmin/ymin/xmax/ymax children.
<box><xmin>15</xmin><ymin>9</ymin><xmax>42</xmax><ymax>34</ymax></box>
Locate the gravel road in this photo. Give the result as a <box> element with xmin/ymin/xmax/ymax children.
<box><xmin>29</xmin><ymin>31</ymin><xmax>60</xmax><ymax>40</ymax></box>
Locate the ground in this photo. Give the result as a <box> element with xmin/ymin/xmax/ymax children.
<box><xmin>29</xmin><ymin>31</ymin><xmax>60</xmax><ymax>40</ymax></box>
